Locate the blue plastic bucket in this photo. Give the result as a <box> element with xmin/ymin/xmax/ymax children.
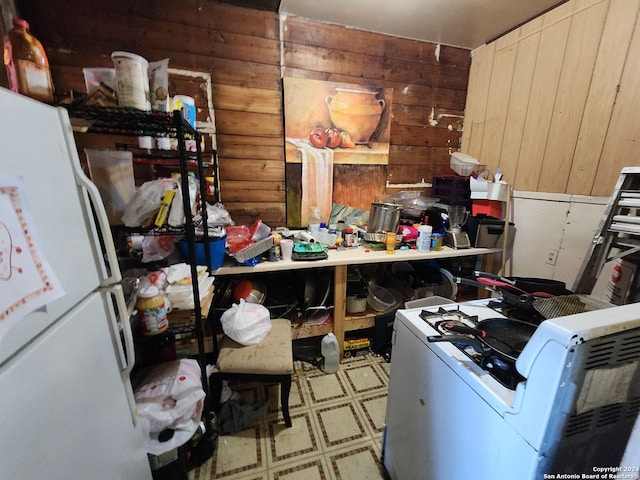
<box><xmin>179</xmin><ymin>235</ymin><xmax>226</xmax><ymax>269</ymax></box>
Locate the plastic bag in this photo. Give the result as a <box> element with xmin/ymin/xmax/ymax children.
<box><xmin>168</xmin><ymin>174</ymin><xmax>198</xmax><ymax>227</ymax></box>
<box><xmin>122</xmin><ymin>178</ymin><xmax>177</xmax><ymax>227</ymax></box>
<box><xmin>134</xmin><ymin>359</ymin><xmax>204</xmax><ymax>431</ymax></box>
<box><xmin>206</xmin><ymin>202</ymin><xmax>234</xmax><ymax>226</ymax></box>
<box><xmin>141</xmin><ymin>234</ymin><xmax>176</xmax><ymax>263</ymax></box>
<box><xmin>220</xmin><ymin>299</ymin><xmax>271</xmax><ymax>345</ymax></box>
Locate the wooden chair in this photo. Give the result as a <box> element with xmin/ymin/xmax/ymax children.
<box><xmin>209</xmin><ymin>318</ymin><xmax>293</xmax><ymax>427</ymax></box>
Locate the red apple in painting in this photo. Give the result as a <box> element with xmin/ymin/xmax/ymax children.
<box><xmin>309</xmin><ymin>127</ymin><xmax>328</xmax><ymax>148</ymax></box>
<box><xmin>325</xmin><ymin>127</ymin><xmax>341</xmax><ymax>148</ymax></box>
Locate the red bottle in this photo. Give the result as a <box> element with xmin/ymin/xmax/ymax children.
<box><xmin>3</xmin><ymin>18</ymin><xmax>54</xmax><ymax>103</ymax></box>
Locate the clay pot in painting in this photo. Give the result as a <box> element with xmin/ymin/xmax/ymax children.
<box><xmin>325</xmin><ymin>88</ymin><xmax>385</xmax><ymax>143</ymax></box>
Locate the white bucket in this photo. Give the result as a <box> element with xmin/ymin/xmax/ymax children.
<box><xmin>111</xmin><ymin>51</ymin><xmax>150</xmax><ymax>110</ymax></box>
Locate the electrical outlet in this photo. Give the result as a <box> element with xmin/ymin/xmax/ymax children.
<box><xmin>545</xmin><ymin>249</ymin><xmax>558</xmax><ymax>266</ymax></box>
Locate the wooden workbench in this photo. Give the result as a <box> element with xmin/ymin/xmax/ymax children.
<box><xmin>211</xmin><ymin>245</ymin><xmax>501</xmax><ymax>359</ymax></box>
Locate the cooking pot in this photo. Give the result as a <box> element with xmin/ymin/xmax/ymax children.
<box><xmin>368</xmin><ymin>202</ymin><xmax>402</xmax><ymax>233</ymax></box>
<box><xmin>426</xmin><ymin>316</ymin><xmax>536</xmax><ymax>363</ymax></box>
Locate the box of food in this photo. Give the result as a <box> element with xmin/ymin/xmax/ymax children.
<box><xmin>343</xmin><ymin>338</ymin><xmax>371</xmax><ymax>358</ymax></box>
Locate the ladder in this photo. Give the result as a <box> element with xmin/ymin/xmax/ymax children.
<box><xmin>573</xmin><ymin>167</ymin><xmax>640</xmax><ymax>295</ymax></box>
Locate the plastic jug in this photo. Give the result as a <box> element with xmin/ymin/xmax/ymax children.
<box><xmin>3</xmin><ymin>18</ymin><xmax>54</xmax><ymax>103</ymax></box>
<box><xmin>416</xmin><ymin>224</ymin><xmax>433</xmax><ymax>251</ymax></box>
<box><xmin>321</xmin><ymin>333</ymin><xmax>340</xmax><ymax>373</ymax></box>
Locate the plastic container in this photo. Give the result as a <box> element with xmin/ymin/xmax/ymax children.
<box><xmin>173</xmin><ymin>95</ymin><xmax>196</xmax><ymax>128</ymax></box>
<box><xmin>321</xmin><ymin>333</ymin><xmax>340</xmax><ymax>373</ymax></box>
<box><xmin>386</xmin><ymin>232</ymin><xmax>396</xmax><ymax>254</ymax></box>
<box><xmin>367</xmin><ymin>284</ymin><xmax>396</xmax><ymax>312</ymax></box>
<box><xmin>111</xmin><ymin>51</ymin><xmax>150</xmax><ymax>110</ymax></box>
<box><xmin>82</xmin><ymin>67</ymin><xmax>116</xmax><ymax>95</ymax></box>
<box><xmin>137</xmin><ymin>285</ymin><xmax>168</xmax><ymax>335</ymax></box>
<box><xmin>3</xmin><ymin>18</ymin><xmax>54</xmax><ymax>103</ymax></box>
<box><xmin>346</xmin><ymin>281</ymin><xmax>368</xmax><ymax>313</ymax></box>
<box><xmin>416</xmin><ymin>224</ymin><xmax>433</xmax><ymax>251</ymax></box>
<box><xmin>178</xmin><ymin>235</ymin><xmax>226</xmax><ymax>269</ymax></box>
<box><xmin>225</xmin><ymin>225</ymin><xmax>252</xmax><ymax>254</ymax></box>
<box><xmin>309</xmin><ymin>206</ymin><xmax>322</xmax><ymax>233</ymax></box>
<box><xmin>232</xmin><ymin>235</ymin><xmax>274</xmax><ymax>263</ymax></box>
<box><xmin>450</xmin><ymin>152</ymin><xmax>480</xmax><ymax>176</ymax></box>
<box><xmin>205</xmin><ymin>176</ymin><xmax>215</xmax><ymax>195</ymax></box>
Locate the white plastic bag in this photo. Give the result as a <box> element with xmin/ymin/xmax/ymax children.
<box><xmin>134</xmin><ymin>359</ymin><xmax>204</xmax><ymax>434</ymax></box>
<box><xmin>121</xmin><ymin>178</ymin><xmax>177</xmax><ymax>227</ymax></box>
<box><xmin>220</xmin><ymin>299</ymin><xmax>271</xmax><ymax>345</ymax></box>
<box><xmin>141</xmin><ymin>234</ymin><xmax>176</xmax><ymax>263</ymax></box>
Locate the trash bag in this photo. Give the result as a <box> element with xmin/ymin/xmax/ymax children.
<box><xmin>134</xmin><ymin>359</ymin><xmax>205</xmax><ymax>455</ymax></box>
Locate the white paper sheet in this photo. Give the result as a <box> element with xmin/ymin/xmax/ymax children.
<box><xmin>0</xmin><ymin>177</ymin><xmax>64</xmax><ymax>340</ymax></box>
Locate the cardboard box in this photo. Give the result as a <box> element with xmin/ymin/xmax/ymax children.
<box><xmin>343</xmin><ymin>338</ymin><xmax>371</xmax><ymax>358</ymax></box>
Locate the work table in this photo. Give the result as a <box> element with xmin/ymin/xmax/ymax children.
<box><xmin>211</xmin><ymin>245</ymin><xmax>502</xmax><ymax>359</ymax></box>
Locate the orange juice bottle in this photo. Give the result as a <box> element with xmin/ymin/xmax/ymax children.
<box><xmin>3</xmin><ymin>18</ymin><xmax>54</xmax><ymax>103</ymax></box>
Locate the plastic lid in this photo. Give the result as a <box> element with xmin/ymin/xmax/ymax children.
<box><xmin>139</xmin><ymin>285</ymin><xmax>159</xmax><ymax>298</ymax></box>
<box><xmin>111</xmin><ymin>51</ymin><xmax>149</xmax><ymax>67</ymax></box>
<box><xmin>13</xmin><ymin>18</ymin><xmax>29</xmax><ymax>29</ymax></box>
<box><xmin>233</xmin><ymin>280</ymin><xmax>253</xmax><ymax>301</ymax></box>
<box><xmin>418</xmin><ymin>224</ymin><xmax>433</xmax><ymax>232</ymax></box>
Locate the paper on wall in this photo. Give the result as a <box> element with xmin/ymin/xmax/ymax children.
<box><xmin>0</xmin><ymin>177</ymin><xmax>64</xmax><ymax>340</ymax></box>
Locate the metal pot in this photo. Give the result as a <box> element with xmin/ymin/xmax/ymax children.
<box><xmin>368</xmin><ymin>202</ymin><xmax>402</xmax><ymax>233</ymax></box>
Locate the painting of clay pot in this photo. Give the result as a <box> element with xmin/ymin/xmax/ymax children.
<box><xmin>283</xmin><ymin>77</ymin><xmax>392</xmax><ymax>228</ymax></box>
<box><xmin>326</xmin><ymin>88</ymin><xmax>386</xmax><ymax>144</ymax></box>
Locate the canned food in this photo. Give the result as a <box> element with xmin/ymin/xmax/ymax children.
<box><xmin>431</xmin><ymin>233</ymin><xmax>443</xmax><ymax>251</ymax></box>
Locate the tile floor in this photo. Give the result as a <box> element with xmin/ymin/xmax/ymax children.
<box><xmin>189</xmin><ymin>354</ymin><xmax>391</xmax><ymax>479</ymax></box>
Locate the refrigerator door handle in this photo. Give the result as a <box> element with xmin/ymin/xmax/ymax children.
<box><xmin>103</xmin><ymin>284</ymin><xmax>135</xmax><ymax>376</ymax></box>
<box><xmin>101</xmin><ymin>284</ymin><xmax>140</xmax><ymax>425</ymax></box>
<box><xmin>57</xmin><ymin>108</ymin><xmax>121</xmax><ymax>285</ymax></box>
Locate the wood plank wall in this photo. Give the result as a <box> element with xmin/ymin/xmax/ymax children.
<box><xmin>462</xmin><ymin>0</ymin><xmax>640</xmax><ymax>196</ymax></box>
<box><xmin>12</xmin><ymin>0</ymin><xmax>470</xmax><ymax>226</ymax></box>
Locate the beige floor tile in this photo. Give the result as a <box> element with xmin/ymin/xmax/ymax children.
<box><xmin>327</xmin><ymin>441</ymin><xmax>387</xmax><ymax>480</ymax></box>
<box><xmin>271</xmin><ymin>457</ymin><xmax>330</xmax><ymax>480</ymax></box>
<box><xmin>305</xmin><ymin>371</ymin><xmax>350</xmax><ymax>405</ymax></box>
<box><xmin>314</xmin><ymin>400</ymin><xmax>368</xmax><ymax>451</ymax></box>
<box><xmin>342</xmin><ymin>363</ymin><xmax>387</xmax><ymax>396</ymax></box>
<box><xmin>210</xmin><ymin>425</ymin><xmax>267</xmax><ymax>478</ymax></box>
<box><xmin>355</xmin><ymin>392</ymin><xmax>388</xmax><ymax>436</ymax></box>
<box><xmin>266</xmin><ymin>411</ymin><xmax>322</xmax><ymax>466</ymax></box>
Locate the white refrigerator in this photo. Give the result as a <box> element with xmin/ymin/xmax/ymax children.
<box><xmin>0</xmin><ymin>87</ymin><xmax>152</xmax><ymax>479</ymax></box>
